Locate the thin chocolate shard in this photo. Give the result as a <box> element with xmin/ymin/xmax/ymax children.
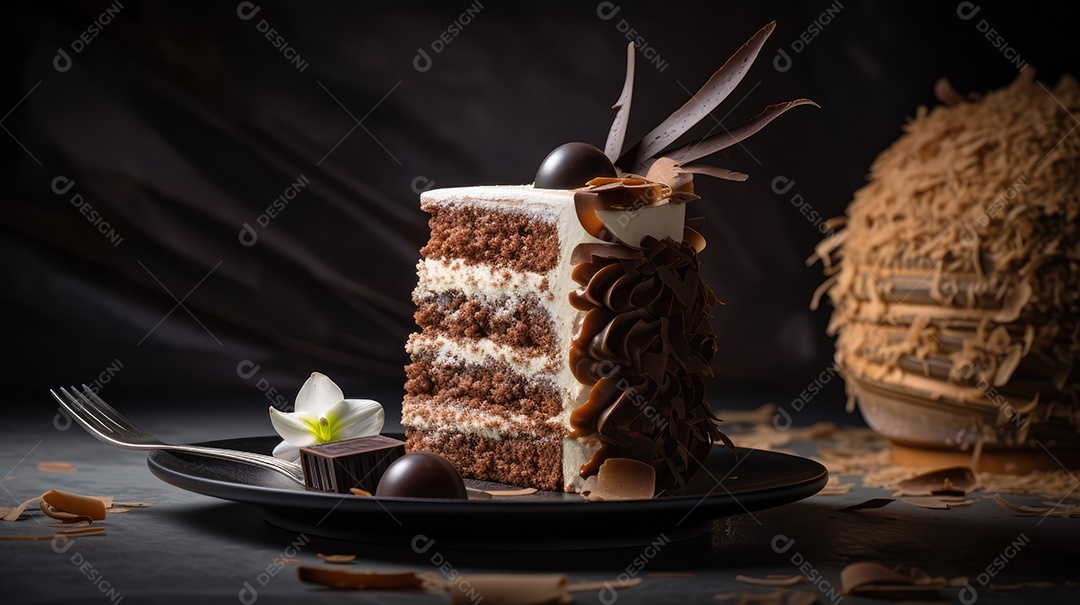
<box><xmin>993</xmin><ymin>494</ymin><xmax>1080</xmax><ymax>517</ymax></box>
<box><xmin>605</xmin><ymin>42</ymin><xmax>636</xmax><ymax>163</ymax></box>
<box><xmin>677</xmin><ymin>164</ymin><xmax>749</xmax><ymax>182</ymax></box>
<box><xmin>839</xmin><ymin>498</ymin><xmax>894</xmax><ymax>512</ymax></box>
<box><xmin>296</xmin><ymin>567</ymin><xmax>423</xmax><ymax>590</ymax></box>
<box><xmin>664</xmin><ymin>99</ymin><xmax>819</xmax><ymax>165</ymax></box>
<box><xmin>630</xmin><ymin>21</ymin><xmax>777</xmax><ymax>168</ymax></box>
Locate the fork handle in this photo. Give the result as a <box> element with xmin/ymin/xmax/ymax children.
<box><xmin>157</xmin><ymin>444</ymin><xmax>305</xmax><ymax>485</ymax></box>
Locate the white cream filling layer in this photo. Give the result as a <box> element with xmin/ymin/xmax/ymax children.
<box><xmin>402</xmin><ymin>398</ymin><xmax>558</xmax><ymax>440</ymax></box>
<box><xmin>415</xmin><ymin>258</ymin><xmax>552</xmax><ymax>303</ymax></box>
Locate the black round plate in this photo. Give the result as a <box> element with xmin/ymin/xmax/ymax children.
<box><xmin>147</xmin><ymin>434</ymin><xmax>827</xmax><ymax>550</ymax></box>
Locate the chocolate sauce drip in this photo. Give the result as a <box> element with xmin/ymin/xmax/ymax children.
<box><xmin>568</xmin><ymin>194</ymin><xmax>726</xmax><ymax>493</ymax></box>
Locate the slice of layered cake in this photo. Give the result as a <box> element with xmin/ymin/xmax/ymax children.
<box><xmin>404</xmin><ymin>22</ymin><xmax>815</xmax><ymax>493</ymax></box>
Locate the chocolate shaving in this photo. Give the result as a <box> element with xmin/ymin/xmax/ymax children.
<box><xmin>839</xmin><ymin>498</ymin><xmax>894</xmax><ymax>512</ymax></box>
<box><xmin>993</xmin><ymin>494</ymin><xmax>1080</xmax><ymax>517</ymax></box>
<box><xmin>36</xmin><ymin>461</ymin><xmax>77</xmax><ymax>473</ymax></box>
<box><xmin>736</xmin><ymin>574</ymin><xmax>809</xmax><ymax>587</ymax></box>
<box><xmin>840</xmin><ymin>562</ymin><xmax>946</xmax><ymax>598</ymax></box>
<box><xmin>568</xmin><ymin>233</ymin><xmax>726</xmax><ymax>493</ymax></box>
<box><xmin>893</xmin><ymin>466</ymin><xmax>978</xmax><ymax>496</ymax></box>
<box><xmin>296</xmin><ymin>567</ymin><xmax>423</xmax><ymax>590</ymax></box>
<box><xmin>484</xmin><ymin>487</ymin><xmax>538</xmax><ymax>497</ymax></box>
<box><xmin>452</xmin><ymin>575</ymin><xmax>571</xmax><ymax>605</ymax></box>
<box><xmin>604</xmin><ymin>42</ymin><xmax>636</xmax><ymax>163</ymax></box>
<box><xmin>317</xmin><ymin>554</ymin><xmax>357</xmax><ymax>564</ymax></box>
<box><xmin>677</xmin><ymin>164</ymin><xmax>749</xmax><ymax>182</ymax></box>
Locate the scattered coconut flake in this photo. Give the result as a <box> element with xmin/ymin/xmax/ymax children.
<box><xmin>296</xmin><ymin>567</ymin><xmax>422</xmax><ymax>590</ymax></box>
<box><xmin>840</xmin><ymin>562</ymin><xmax>946</xmax><ymax>598</ymax></box>
<box><xmin>993</xmin><ymin>494</ymin><xmax>1080</xmax><ymax>517</ymax></box>
<box><xmin>949</xmin><ymin>576</ymin><xmax>969</xmax><ymax>587</ymax></box>
<box><xmin>736</xmin><ymin>574</ymin><xmax>808</xmax><ymax>587</ymax></box>
<box><xmin>893</xmin><ymin>466</ymin><xmax>978</xmax><ymax>496</ymax></box>
<box><xmin>484</xmin><ymin>488</ymin><xmax>538</xmax><ymax>497</ymax></box>
<box><xmin>36</xmin><ymin>462</ymin><xmax>76</xmax><ymax>473</ymax></box>
<box><xmin>273</xmin><ymin>558</ymin><xmax>300</xmax><ymax>566</ymax></box>
<box><xmin>566</xmin><ymin>577</ymin><xmax>642</xmax><ymax>592</ymax></box>
<box><xmin>454</xmin><ymin>575</ymin><xmax>571</xmax><ymax>605</ymax></box>
<box><xmin>111</xmin><ymin>501</ymin><xmax>152</xmax><ymax>508</ymax></box>
<box><xmin>815</xmin><ymin>476</ymin><xmax>855</xmax><ymax>496</ymax></box>
<box><xmin>41</xmin><ymin>489</ymin><xmax>107</xmax><ymax>520</ymax></box>
<box><xmin>57</xmin><ymin>526</ymin><xmax>105</xmax><ymax>536</ymax></box>
<box><xmin>839</xmin><ymin>498</ymin><xmax>894</xmax><ymax>512</ymax></box>
<box><xmin>317</xmin><ymin>554</ymin><xmax>357</xmax><ymax>564</ymax></box>
<box><xmin>900</xmin><ymin>496</ymin><xmax>974</xmax><ymax>510</ymax></box>
<box><xmin>2</xmin><ymin>497</ymin><xmax>40</xmax><ymax>522</ymax></box>
<box><xmin>107</xmin><ymin>508</ymin><xmax>131</xmax><ymax>514</ymax></box>
<box><xmin>585</xmin><ymin>458</ymin><xmax>656</xmax><ymax>501</ymax></box>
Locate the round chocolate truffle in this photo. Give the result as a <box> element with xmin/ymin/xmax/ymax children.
<box><xmin>534</xmin><ymin>142</ymin><xmax>617</xmax><ymax>189</ymax></box>
<box><xmin>374</xmin><ymin>452</ymin><xmax>468</xmax><ymax>499</ymax></box>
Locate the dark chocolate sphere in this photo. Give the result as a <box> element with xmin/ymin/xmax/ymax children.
<box><xmin>534</xmin><ymin>142</ymin><xmax>617</xmax><ymax>189</ymax></box>
<box><xmin>374</xmin><ymin>452</ymin><xmax>468</xmax><ymax>499</ymax></box>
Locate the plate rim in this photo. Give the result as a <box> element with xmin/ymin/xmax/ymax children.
<box><xmin>146</xmin><ymin>434</ymin><xmax>828</xmax><ymax>513</ymax></box>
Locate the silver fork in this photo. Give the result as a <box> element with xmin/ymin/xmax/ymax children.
<box><xmin>50</xmin><ymin>385</ymin><xmax>304</xmax><ymax>485</ymax></box>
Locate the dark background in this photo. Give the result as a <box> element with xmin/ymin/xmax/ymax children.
<box><xmin>3</xmin><ymin>1</ymin><xmax>1075</xmax><ymax>417</ymax></box>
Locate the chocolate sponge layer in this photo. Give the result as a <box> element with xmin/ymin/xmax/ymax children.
<box><xmin>420</xmin><ymin>204</ymin><xmax>559</xmax><ymax>273</ymax></box>
<box><xmin>405</xmin><ymin>428</ymin><xmax>562</xmax><ymax>492</ymax></box>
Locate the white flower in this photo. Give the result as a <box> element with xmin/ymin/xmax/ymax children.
<box><xmin>269</xmin><ymin>372</ymin><xmax>384</xmax><ymax>462</ymax></box>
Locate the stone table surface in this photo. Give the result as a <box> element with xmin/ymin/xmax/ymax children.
<box><xmin>2</xmin><ymin>394</ymin><xmax>1077</xmax><ymax>605</ymax></box>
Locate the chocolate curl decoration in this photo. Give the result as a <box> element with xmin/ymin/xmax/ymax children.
<box><xmin>568</xmin><ymin>234</ymin><xmax>726</xmax><ymax>494</ymax></box>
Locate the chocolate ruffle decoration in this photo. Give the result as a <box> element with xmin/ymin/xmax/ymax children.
<box><xmin>568</xmin><ymin>198</ymin><xmax>729</xmax><ymax>493</ymax></box>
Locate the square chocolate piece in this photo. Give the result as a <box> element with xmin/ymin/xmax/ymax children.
<box><xmin>299</xmin><ymin>435</ymin><xmax>406</xmax><ymax>493</ymax></box>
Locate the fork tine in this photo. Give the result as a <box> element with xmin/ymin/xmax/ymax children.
<box><xmin>66</xmin><ymin>386</ymin><xmax>133</xmax><ymax>435</ymax></box>
<box><xmin>77</xmin><ymin>385</ymin><xmax>151</xmax><ymax>437</ymax></box>
<box><xmin>53</xmin><ymin>388</ymin><xmax>118</xmax><ymax>441</ymax></box>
